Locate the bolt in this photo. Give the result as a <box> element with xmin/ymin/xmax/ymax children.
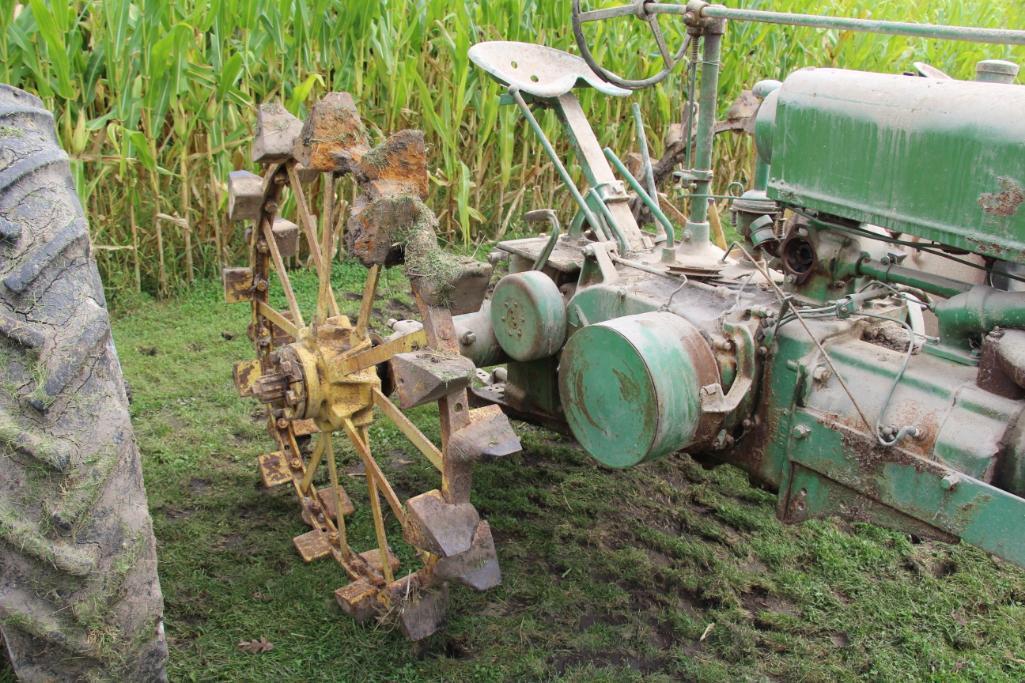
<box><xmin>289</xmin><ymin>457</ymin><xmax>302</xmax><ymax>469</ymax></box>
<box><xmin>265</xmin><ymin>201</ymin><xmax>278</xmax><ymax>213</ymax></box>
<box><xmin>461</xmin><ymin>330</ymin><xmax>476</xmax><ymax>346</ymax></box>
<box><xmin>792</xmin><ymin>425</ymin><xmax>810</xmax><ymax>440</ymax></box>
<box><xmin>276</xmin><ymin>417</ymin><xmax>290</xmax><ymax>430</ymax></box>
<box><xmin>812</xmin><ymin>365</ymin><xmax>831</xmax><ymax>383</ymax></box>
<box><xmin>742</xmin><ymin>418</ymin><xmax>753</xmax><ymax>429</ymax></box>
<box><xmin>941</xmin><ymin>473</ymin><xmax>960</xmax><ymax>491</ymax></box>
<box><xmin>757</xmin><ymin>346</ymin><xmax>768</xmax><ymax>357</ymax></box>
<box><xmin>256</xmin><ymin>241</ymin><xmax>269</xmax><ymax>254</ymax></box>
<box><xmin>255</xmin><ymin>279</ymin><xmax>268</xmax><ymax>292</ymax></box>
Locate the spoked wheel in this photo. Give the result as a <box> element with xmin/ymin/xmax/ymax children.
<box><xmin>223</xmin><ymin>94</ymin><xmax>520</xmax><ymax>639</ymax></box>
<box><xmin>572</xmin><ymin>0</ymin><xmax>691</xmax><ymax>90</ymax></box>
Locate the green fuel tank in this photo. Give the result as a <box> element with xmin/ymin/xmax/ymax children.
<box><xmin>755</xmin><ymin>68</ymin><xmax>1025</xmax><ymax>263</ymax></box>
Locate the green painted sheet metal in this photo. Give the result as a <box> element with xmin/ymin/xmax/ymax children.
<box><xmin>786</xmin><ymin>413</ymin><xmax>1025</xmax><ymax>568</ymax></box>
<box><xmin>757</xmin><ymin>68</ymin><xmax>1025</xmax><ymax>263</ymax></box>
<box><xmin>491</xmin><ymin>271</ymin><xmax>567</xmax><ymax>362</ymax></box>
<box><xmin>558</xmin><ymin>312</ymin><xmax>707</xmax><ymax>468</ymax></box>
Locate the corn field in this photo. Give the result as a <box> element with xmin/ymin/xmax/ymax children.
<box><xmin>2</xmin><ymin>0</ymin><xmax>1024</xmax><ymax>300</ymax></box>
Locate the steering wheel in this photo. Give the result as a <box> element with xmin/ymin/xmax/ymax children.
<box><xmin>572</xmin><ymin>0</ymin><xmax>691</xmax><ymax>90</ymax></box>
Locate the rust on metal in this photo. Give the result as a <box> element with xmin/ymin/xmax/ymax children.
<box><xmin>252</xmin><ymin>102</ymin><xmax>304</xmax><ymax>164</ymax></box>
<box><xmin>232</xmin><ymin>359</ymin><xmax>261</xmax><ymax>397</ymax></box>
<box><xmin>447</xmin><ymin>405</ymin><xmax>521</xmax><ymax>461</ymax></box>
<box><xmin>293</xmin><ymin>92</ymin><xmax>369</xmax><ymax>173</ymax></box>
<box><xmin>389</xmin><ymin>351</ymin><xmax>476</xmax><ymax>409</ymax></box>
<box><xmin>317</xmin><ymin>486</ymin><xmax>355</xmax><ymax>519</ymax></box>
<box><xmin>293</xmin><ymin>529</ymin><xmax>333</xmax><ymax>563</ymax></box>
<box><xmin>257</xmin><ymin>451</ymin><xmax>293</xmax><ymax>488</ymax></box>
<box><xmin>227</xmin><ymin>92</ymin><xmax>509</xmax><ymax>643</ymax></box>
<box><xmin>355</xmin><ymin>129</ymin><xmax>430</xmax><ymax>201</ymax></box>
<box><xmin>404</xmin><ymin>489</ymin><xmax>480</xmax><ymax>557</ymax></box>
<box><xmin>222</xmin><ymin>267</ymin><xmax>253</xmax><ymax>303</ymax></box>
<box><xmin>979</xmin><ymin>177</ymin><xmax>1025</xmax><ymax>217</ymax></box>
<box><xmin>434</xmin><ymin>520</ymin><xmax>502</xmax><ymax>591</ymax></box>
<box><xmin>270</xmin><ymin>217</ymin><xmax>300</xmax><ymax>258</ymax></box>
<box><xmin>227</xmin><ymin>170</ymin><xmax>265</xmax><ymax>222</ymax></box>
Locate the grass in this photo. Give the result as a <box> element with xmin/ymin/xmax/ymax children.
<box><xmin>69</xmin><ymin>261</ymin><xmax>1025</xmax><ymax>681</ymax></box>
<box><xmin>3</xmin><ymin>0</ymin><xmax>1025</xmax><ymax>298</ymax></box>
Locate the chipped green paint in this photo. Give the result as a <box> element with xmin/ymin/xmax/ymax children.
<box><xmin>491</xmin><ymin>271</ymin><xmax>567</xmax><ymax>362</ymax></box>
<box><xmin>757</xmin><ymin>69</ymin><xmax>1025</xmax><ymax>263</ymax></box>
<box><xmin>558</xmin><ymin>312</ymin><xmax>713</xmax><ymax>468</ymax></box>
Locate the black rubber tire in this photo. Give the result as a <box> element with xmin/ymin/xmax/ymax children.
<box><xmin>0</xmin><ymin>85</ymin><xmax>167</xmax><ymax>681</ymax></box>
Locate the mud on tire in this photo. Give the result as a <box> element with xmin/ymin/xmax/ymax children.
<box><xmin>0</xmin><ymin>85</ymin><xmax>167</xmax><ymax>681</ymax></box>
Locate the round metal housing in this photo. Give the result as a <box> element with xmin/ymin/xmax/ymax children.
<box><xmin>491</xmin><ymin>271</ymin><xmax>567</xmax><ymax>361</ymax></box>
<box><xmin>558</xmin><ymin>312</ymin><xmax>720</xmax><ymax>469</ymax></box>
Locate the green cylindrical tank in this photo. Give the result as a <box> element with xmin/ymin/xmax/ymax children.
<box><xmin>754</xmin><ymin>68</ymin><xmax>1025</xmax><ymax>264</ymax></box>
<box><xmin>491</xmin><ymin>271</ymin><xmax>567</xmax><ymax>361</ymax></box>
<box><xmin>558</xmin><ymin>312</ymin><xmax>720</xmax><ymax>468</ymax></box>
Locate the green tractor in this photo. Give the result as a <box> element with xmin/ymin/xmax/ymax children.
<box><xmin>2</xmin><ymin>1</ymin><xmax>1025</xmax><ymax>680</ymax></box>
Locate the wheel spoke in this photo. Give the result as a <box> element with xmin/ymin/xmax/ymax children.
<box><xmin>319</xmin><ymin>172</ymin><xmax>339</xmax><ymax>319</ymax></box>
<box><xmin>647</xmin><ymin>15</ymin><xmax>673</xmax><ymax>68</ymax></box>
<box><xmin>355</xmin><ymin>264</ymin><xmax>380</xmax><ymax>338</ymax></box>
<box><xmin>578</xmin><ymin>4</ymin><xmax>636</xmax><ymax>22</ymax></box>
<box><xmin>300</xmin><ymin>431</ymin><xmax>328</xmax><ymax>494</ymax></box>
<box><xmin>324</xmin><ymin>432</ymin><xmax>351</xmax><ymax>558</ymax></box>
<box><xmin>262</xmin><ymin>217</ymin><xmax>305</xmax><ymax>329</ymax></box>
<box><xmin>372</xmin><ymin>388</ymin><xmax>443</xmax><ymax>470</ymax></box>
<box><xmin>360</xmin><ymin>426</ymin><xmax>395</xmax><ymax>584</ymax></box>
<box><xmin>343</xmin><ymin>418</ymin><xmax>405</xmax><ymax>524</ymax></box>
<box><xmin>285</xmin><ymin>164</ymin><xmax>339</xmax><ymax>321</ymax></box>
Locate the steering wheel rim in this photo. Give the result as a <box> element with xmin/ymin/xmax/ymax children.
<box><xmin>572</xmin><ymin>0</ymin><xmax>691</xmax><ymax>91</ymax></box>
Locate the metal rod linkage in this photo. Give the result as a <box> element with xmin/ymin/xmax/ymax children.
<box><xmin>508</xmin><ymin>88</ymin><xmax>605</xmax><ymax>239</ymax></box>
<box><xmin>603</xmin><ymin>147</ymin><xmax>675</xmax><ymax>248</ymax></box>
<box><xmin>644</xmin><ymin>3</ymin><xmax>1025</xmax><ymax>45</ymax></box>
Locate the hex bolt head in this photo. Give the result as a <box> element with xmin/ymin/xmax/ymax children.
<box><xmin>941</xmin><ymin>473</ymin><xmax>960</xmax><ymax>491</ymax></box>
<box><xmin>276</xmin><ymin>417</ymin><xmax>290</xmax><ymax>429</ymax></box>
<box><xmin>792</xmin><ymin>425</ymin><xmax>810</xmax><ymax>440</ymax></box>
<box><xmin>812</xmin><ymin>365</ymin><xmax>831</xmax><ymax>382</ymax></box>
<box><xmin>460</xmin><ymin>331</ymin><xmax>476</xmax><ymax>346</ymax></box>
